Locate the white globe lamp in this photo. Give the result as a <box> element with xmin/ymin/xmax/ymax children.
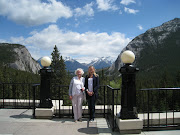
<box><xmin>121</xmin><ymin>50</ymin><xmax>135</xmax><ymax>64</ymax></box>
<box><xmin>41</xmin><ymin>56</ymin><xmax>51</xmax><ymax>67</ymax></box>
<box><xmin>39</xmin><ymin>56</ymin><xmax>53</xmax><ymax>108</ymax></box>
<box><xmin>119</xmin><ymin>50</ymin><xmax>139</xmax><ymax>119</ymax></box>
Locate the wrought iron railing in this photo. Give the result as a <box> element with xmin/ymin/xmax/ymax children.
<box><xmin>0</xmin><ymin>83</ymin><xmax>39</xmax><ymax>109</ymax></box>
<box><xmin>2</xmin><ymin>82</ymin><xmax>180</xmax><ymax>131</ymax></box>
<box><xmin>31</xmin><ymin>84</ymin><xmax>120</xmax><ymax>131</ymax></box>
<box><xmin>106</xmin><ymin>85</ymin><xmax>121</xmax><ymax>131</ymax></box>
<box><xmin>32</xmin><ymin>84</ymin><xmax>40</xmax><ymax>118</ymax></box>
<box><xmin>139</xmin><ymin>88</ymin><xmax>180</xmax><ymax>130</ymax></box>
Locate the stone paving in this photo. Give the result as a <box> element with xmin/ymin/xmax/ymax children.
<box><xmin>0</xmin><ymin>109</ymin><xmax>180</xmax><ymax>135</ymax></box>
<box><xmin>0</xmin><ymin>109</ymin><xmax>116</xmax><ymax>135</ymax></box>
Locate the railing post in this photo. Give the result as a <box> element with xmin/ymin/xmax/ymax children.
<box><xmin>2</xmin><ymin>83</ymin><xmax>5</xmax><ymax>108</ymax></box>
<box><xmin>165</xmin><ymin>89</ymin><xmax>168</xmax><ymax>126</ymax></box>
<box><xmin>32</xmin><ymin>85</ymin><xmax>36</xmax><ymax>118</ymax></box>
<box><xmin>29</xmin><ymin>84</ymin><xmax>31</xmax><ymax>108</ymax></box>
<box><xmin>116</xmin><ymin>90</ymin><xmax>118</xmax><ymax>116</ymax></box>
<box><xmin>147</xmin><ymin>90</ymin><xmax>150</xmax><ymax>131</ymax></box>
<box><xmin>12</xmin><ymin>84</ymin><xmax>16</xmax><ymax>108</ymax></box>
<box><xmin>112</xmin><ymin>89</ymin><xmax>115</xmax><ymax>131</ymax></box>
<box><xmin>142</xmin><ymin>91</ymin><xmax>145</xmax><ymax>127</ymax></box>
<box><xmin>58</xmin><ymin>86</ymin><xmax>61</xmax><ymax>118</ymax></box>
<box><xmin>172</xmin><ymin>90</ymin><xmax>175</xmax><ymax>125</ymax></box>
<box><xmin>158</xmin><ymin>90</ymin><xmax>160</xmax><ymax>127</ymax></box>
<box><xmin>104</xmin><ymin>85</ymin><xmax>106</xmax><ymax>118</ymax></box>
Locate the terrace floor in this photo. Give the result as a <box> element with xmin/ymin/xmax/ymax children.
<box><xmin>0</xmin><ymin>109</ymin><xmax>180</xmax><ymax>135</ymax></box>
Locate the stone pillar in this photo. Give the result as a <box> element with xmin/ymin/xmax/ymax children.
<box><xmin>119</xmin><ymin>64</ymin><xmax>139</xmax><ymax>119</ymax></box>
<box><xmin>116</xmin><ymin>50</ymin><xmax>143</xmax><ymax>134</ymax></box>
<box><xmin>39</xmin><ymin>67</ymin><xmax>53</xmax><ymax>108</ymax></box>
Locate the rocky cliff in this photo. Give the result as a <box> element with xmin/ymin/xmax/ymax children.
<box><xmin>0</xmin><ymin>43</ymin><xmax>41</xmax><ymax>74</ymax></box>
<box><xmin>109</xmin><ymin>18</ymin><xmax>180</xmax><ymax>75</ymax></box>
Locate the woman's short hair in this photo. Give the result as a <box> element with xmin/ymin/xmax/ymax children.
<box><xmin>75</xmin><ymin>68</ymin><xmax>84</xmax><ymax>75</ymax></box>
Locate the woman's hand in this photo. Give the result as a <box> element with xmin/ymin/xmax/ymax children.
<box><xmin>87</xmin><ymin>91</ymin><xmax>94</xmax><ymax>96</ymax></box>
<box><xmin>81</xmin><ymin>88</ymin><xmax>85</xmax><ymax>91</ymax></box>
<box><xmin>87</xmin><ymin>91</ymin><xmax>91</xmax><ymax>96</ymax></box>
<box><xmin>69</xmin><ymin>96</ymin><xmax>72</xmax><ymax>100</ymax></box>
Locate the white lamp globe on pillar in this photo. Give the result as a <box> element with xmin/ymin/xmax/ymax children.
<box><xmin>39</xmin><ymin>56</ymin><xmax>53</xmax><ymax>108</ymax></box>
<box><xmin>41</xmin><ymin>56</ymin><xmax>51</xmax><ymax>67</ymax></box>
<box><xmin>121</xmin><ymin>50</ymin><xmax>135</xmax><ymax>64</ymax></box>
<box><xmin>119</xmin><ymin>50</ymin><xmax>139</xmax><ymax>120</ymax></box>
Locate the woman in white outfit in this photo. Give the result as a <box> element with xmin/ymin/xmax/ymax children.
<box><xmin>69</xmin><ymin>68</ymin><xmax>85</xmax><ymax>122</ymax></box>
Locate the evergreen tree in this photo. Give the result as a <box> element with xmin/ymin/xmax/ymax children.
<box><xmin>160</xmin><ymin>70</ymin><xmax>170</xmax><ymax>87</ymax></box>
<box><xmin>51</xmin><ymin>45</ymin><xmax>68</xmax><ymax>99</ymax></box>
<box><xmin>51</xmin><ymin>45</ymin><xmax>67</xmax><ymax>84</ymax></box>
<box><xmin>59</xmin><ymin>55</ymin><xmax>68</xmax><ymax>84</ymax></box>
<box><xmin>176</xmin><ymin>71</ymin><xmax>180</xmax><ymax>86</ymax></box>
<box><xmin>51</xmin><ymin>45</ymin><xmax>60</xmax><ymax>81</ymax></box>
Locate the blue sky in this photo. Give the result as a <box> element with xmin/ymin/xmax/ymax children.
<box><xmin>0</xmin><ymin>0</ymin><xmax>180</xmax><ymax>63</ymax></box>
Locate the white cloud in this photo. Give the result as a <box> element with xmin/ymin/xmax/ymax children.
<box><xmin>96</xmin><ymin>0</ymin><xmax>118</xmax><ymax>11</ymax></box>
<box><xmin>74</xmin><ymin>2</ymin><xmax>94</xmax><ymax>17</ymax></box>
<box><xmin>119</xmin><ymin>10</ymin><xmax>123</xmax><ymax>14</ymax></box>
<box><xmin>137</xmin><ymin>24</ymin><xmax>143</xmax><ymax>30</ymax></box>
<box><xmin>26</xmin><ymin>46</ymin><xmax>41</xmax><ymax>60</ymax></box>
<box><xmin>124</xmin><ymin>7</ymin><xmax>139</xmax><ymax>14</ymax></box>
<box><xmin>9</xmin><ymin>25</ymin><xmax>131</xmax><ymax>63</ymax></box>
<box><xmin>0</xmin><ymin>39</ymin><xmax>7</xmax><ymax>43</ymax></box>
<box><xmin>0</xmin><ymin>0</ymin><xmax>72</xmax><ymax>26</ymax></box>
<box><xmin>10</xmin><ymin>36</ymin><xmax>25</xmax><ymax>43</ymax></box>
<box><xmin>120</xmin><ymin>0</ymin><xmax>136</xmax><ymax>5</ymax></box>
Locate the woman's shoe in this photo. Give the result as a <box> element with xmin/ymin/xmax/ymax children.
<box><xmin>74</xmin><ymin>120</ymin><xmax>78</xmax><ymax>123</ymax></box>
<box><xmin>89</xmin><ymin>119</ymin><xmax>94</xmax><ymax>122</ymax></box>
<box><xmin>78</xmin><ymin>118</ymin><xmax>82</xmax><ymax>122</ymax></box>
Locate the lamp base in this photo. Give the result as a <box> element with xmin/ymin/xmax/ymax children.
<box><xmin>120</xmin><ymin>107</ymin><xmax>138</xmax><ymax>119</ymax></box>
<box><xmin>35</xmin><ymin>107</ymin><xmax>54</xmax><ymax>119</ymax></box>
<box><xmin>116</xmin><ymin>117</ymin><xmax>143</xmax><ymax>134</ymax></box>
<box><xmin>38</xmin><ymin>98</ymin><xmax>53</xmax><ymax>108</ymax></box>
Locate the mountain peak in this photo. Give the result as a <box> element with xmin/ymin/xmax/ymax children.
<box><xmin>87</xmin><ymin>56</ymin><xmax>113</xmax><ymax>69</ymax></box>
<box><xmin>166</xmin><ymin>18</ymin><xmax>180</xmax><ymax>24</ymax></box>
<box><xmin>65</xmin><ymin>56</ymin><xmax>114</xmax><ymax>71</ymax></box>
<box><xmin>64</xmin><ymin>57</ymin><xmax>76</xmax><ymax>62</ymax></box>
<box><xmin>146</xmin><ymin>18</ymin><xmax>180</xmax><ymax>34</ymax></box>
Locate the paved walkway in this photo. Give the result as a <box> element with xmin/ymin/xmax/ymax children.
<box><xmin>0</xmin><ymin>109</ymin><xmax>180</xmax><ymax>135</ymax></box>
<box><xmin>0</xmin><ymin>109</ymin><xmax>119</xmax><ymax>135</ymax></box>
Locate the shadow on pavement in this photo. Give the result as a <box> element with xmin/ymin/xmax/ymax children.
<box><xmin>78</xmin><ymin>127</ymin><xmax>98</xmax><ymax>134</ymax></box>
<box><xmin>10</xmin><ymin>114</ymin><xmax>32</xmax><ymax>119</ymax></box>
<box><xmin>10</xmin><ymin>109</ymin><xmax>33</xmax><ymax>119</ymax></box>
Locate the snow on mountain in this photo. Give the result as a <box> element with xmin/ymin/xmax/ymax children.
<box><xmin>87</xmin><ymin>57</ymin><xmax>113</xmax><ymax>69</ymax></box>
<box><xmin>64</xmin><ymin>56</ymin><xmax>114</xmax><ymax>71</ymax></box>
<box><xmin>64</xmin><ymin>57</ymin><xmax>76</xmax><ymax>62</ymax></box>
<box><xmin>64</xmin><ymin>57</ymin><xmax>87</xmax><ymax>72</ymax></box>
